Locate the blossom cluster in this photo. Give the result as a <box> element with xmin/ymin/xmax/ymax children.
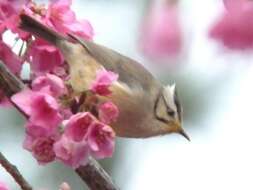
<box><xmin>0</xmin><ymin>0</ymin><xmax>119</xmax><ymax>168</ymax></box>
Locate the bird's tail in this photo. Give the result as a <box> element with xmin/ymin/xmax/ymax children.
<box><xmin>19</xmin><ymin>14</ymin><xmax>66</xmax><ymax>45</ymax></box>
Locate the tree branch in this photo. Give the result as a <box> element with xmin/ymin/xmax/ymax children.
<box><xmin>0</xmin><ymin>152</ymin><xmax>33</xmax><ymax>190</ymax></box>
<box><xmin>76</xmin><ymin>158</ymin><xmax>119</xmax><ymax>190</ymax></box>
<box><xmin>0</xmin><ymin>60</ymin><xmax>119</xmax><ymax>190</ymax></box>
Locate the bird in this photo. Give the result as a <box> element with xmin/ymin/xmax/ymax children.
<box><xmin>19</xmin><ymin>14</ymin><xmax>190</xmax><ymax>140</ymax></box>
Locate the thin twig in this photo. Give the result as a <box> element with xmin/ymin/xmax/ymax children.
<box><xmin>0</xmin><ymin>60</ymin><xmax>119</xmax><ymax>190</ymax></box>
<box><xmin>0</xmin><ymin>152</ymin><xmax>33</xmax><ymax>190</ymax></box>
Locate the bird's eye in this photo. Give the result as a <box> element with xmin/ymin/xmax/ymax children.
<box><xmin>167</xmin><ymin>110</ymin><xmax>175</xmax><ymax>117</ymax></box>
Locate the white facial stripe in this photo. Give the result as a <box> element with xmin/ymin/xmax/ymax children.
<box><xmin>164</xmin><ymin>84</ymin><xmax>177</xmax><ymax>112</ymax></box>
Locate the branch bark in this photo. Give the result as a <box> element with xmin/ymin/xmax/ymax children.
<box><xmin>0</xmin><ymin>60</ymin><xmax>119</xmax><ymax>190</ymax></box>
<box><xmin>76</xmin><ymin>158</ymin><xmax>118</xmax><ymax>190</ymax></box>
<box><xmin>0</xmin><ymin>152</ymin><xmax>33</xmax><ymax>190</ymax></box>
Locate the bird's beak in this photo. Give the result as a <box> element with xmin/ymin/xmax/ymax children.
<box><xmin>174</xmin><ymin>121</ymin><xmax>190</xmax><ymax>141</ymax></box>
<box><xmin>179</xmin><ymin>129</ymin><xmax>190</xmax><ymax>141</ymax></box>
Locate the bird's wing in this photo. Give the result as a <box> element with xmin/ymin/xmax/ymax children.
<box><xmin>68</xmin><ymin>34</ymin><xmax>158</xmax><ymax>92</ymax></box>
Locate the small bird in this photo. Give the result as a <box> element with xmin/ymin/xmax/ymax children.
<box><xmin>19</xmin><ymin>14</ymin><xmax>190</xmax><ymax>140</ymax></box>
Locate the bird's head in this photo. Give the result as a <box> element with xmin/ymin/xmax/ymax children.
<box><xmin>154</xmin><ymin>84</ymin><xmax>190</xmax><ymax>141</ymax></box>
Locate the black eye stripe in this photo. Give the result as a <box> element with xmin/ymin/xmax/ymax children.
<box><xmin>174</xmin><ymin>88</ymin><xmax>182</xmax><ymax>121</ymax></box>
<box><xmin>153</xmin><ymin>88</ymin><xmax>170</xmax><ymax>124</ymax></box>
<box><xmin>161</xmin><ymin>92</ymin><xmax>175</xmax><ymax>117</ymax></box>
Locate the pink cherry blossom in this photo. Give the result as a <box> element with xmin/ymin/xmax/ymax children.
<box><xmin>88</xmin><ymin>122</ymin><xmax>115</xmax><ymax>159</ymax></box>
<box><xmin>32</xmin><ymin>74</ymin><xmax>66</xmax><ymax>97</ymax></box>
<box><xmin>210</xmin><ymin>0</ymin><xmax>253</xmax><ymax>49</ymax></box>
<box><xmin>23</xmin><ymin>121</ymin><xmax>60</xmax><ymax>164</ymax></box>
<box><xmin>45</xmin><ymin>0</ymin><xmax>94</xmax><ymax>40</ymax></box>
<box><xmin>0</xmin><ymin>181</ymin><xmax>9</xmax><ymax>190</ymax></box>
<box><xmin>0</xmin><ymin>0</ymin><xmax>30</xmax><ymax>39</ymax></box>
<box><xmin>23</xmin><ymin>134</ymin><xmax>56</xmax><ymax>164</ymax></box>
<box><xmin>90</xmin><ymin>69</ymin><xmax>118</xmax><ymax>96</ymax></box>
<box><xmin>54</xmin><ymin>135</ymin><xmax>89</xmax><ymax>168</ymax></box>
<box><xmin>0</xmin><ymin>40</ymin><xmax>22</xmax><ymax>74</ymax></box>
<box><xmin>11</xmin><ymin>89</ymin><xmax>62</xmax><ymax>128</ymax></box>
<box><xmin>27</xmin><ymin>38</ymin><xmax>64</xmax><ymax>74</ymax></box>
<box><xmin>98</xmin><ymin>101</ymin><xmax>119</xmax><ymax>124</ymax></box>
<box><xmin>140</xmin><ymin>1</ymin><xmax>182</xmax><ymax>59</ymax></box>
<box><xmin>64</xmin><ymin>112</ymin><xmax>96</xmax><ymax>142</ymax></box>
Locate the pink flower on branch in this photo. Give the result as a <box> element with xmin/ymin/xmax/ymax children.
<box><xmin>98</xmin><ymin>101</ymin><xmax>119</xmax><ymax>124</ymax></box>
<box><xmin>90</xmin><ymin>69</ymin><xmax>118</xmax><ymax>96</ymax></box>
<box><xmin>0</xmin><ymin>0</ymin><xmax>30</xmax><ymax>39</ymax></box>
<box><xmin>27</xmin><ymin>38</ymin><xmax>64</xmax><ymax>74</ymax></box>
<box><xmin>0</xmin><ymin>41</ymin><xmax>22</xmax><ymax>75</ymax></box>
<box><xmin>24</xmin><ymin>135</ymin><xmax>56</xmax><ymax>164</ymax></box>
<box><xmin>210</xmin><ymin>0</ymin><xmax>253</xmax><ymax>49</ymax></box>
<box><xmin>11</xmin><ymin>89</ymin><xmax>62</xmax><ymax>128</ymax></box>
<box><xmin>32</xmin><ymin>74</ymin><xmax>66</xmax><ymax>97</ymax></box>
<box><xmin>45</xmin><ymin>0</ymin><xmax>94</xmax><ymax>40</ymax></box>
<box><xmin>23</xmin><ymin>121</ymin><xmax>60</xmax><ymax>164</ymax></box>
<box><xmin>54</xmin><ymin>135</ymin><xmax>89</xmax><ymax>168</ymax></box>
<box><xmin>88</xmin><ymin>122</ymin><xmax>115</xmax><ymax>159</ymax></box>
<box><xmin>64</xmin><ymin>112</ymin><xmax>95</xmax><ymax>142</ymax></box>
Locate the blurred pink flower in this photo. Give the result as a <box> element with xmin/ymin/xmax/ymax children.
<box><xmin>140</xmin><ymin>1</ymin><xmax>182</xmax><ymax>59</ymax></box>
<box><xmin>0</xmin><ymin>40</ymin><xmax>22</xmax><ymax>74</ymax></box>
<box><xmin>210</xmin><ymin>0</ymin><xmax>253</xmax><ymax>49</ymax></box>
<box><xmin>32</xmin><ymin>74</ymin><xmax>66</xmax><ymax>97</ymax></box>
<box><xmin>223</xmin><ymin>0</ymin><xmax>246</xmax><ymax>11</ymax></box>
<box><xmin>0</xmin><ymin>181</ymin><xmax>9</xmax><ymax>190</ymax></box>
<box><xmin>0</xmin><ymin>91</ymin><xmax>10</xmax><ymax>107</ymax></box>
<box><xmin>59</xmin><ymin>182</ymin><xmax>71</xmax><ymax>190</ymax></box>
<box><xmin>90</xmin><ymin>69</ymin><xmax>118</xmax><ymax>96</ymax></box>
<box><xmin>88</xmin><ymin>122</ymin><xmax>115</xmax><ymax>159</ymax></box>
<box><xmin>11</xmin><ymin>89</ymin><xmax>62</xmax><ymax>128</ymax></box>
<box><xmin>64</xmin><ymin>112</ymin><xmax>95</xmax><ymax>142</ymax></box>
<box><xmin>98</xmin><ymin>101</ymin><xmax>119</xmax><ymax>124</ymax></box>
<box><xmin>0</xmin><ymin>0</ymin><xmax>30</xmax><ymax>39</ymax></box>
<box><xmin>54</xmin><ymin>135</ymin><xmax>89</xmax><ymax>168</ymax></box>
<box><xmin>28</xmin><ymin>38</ymin><xmax>64</xmax><ymax>74</ymax></box>
<box><xmin>46</xmin><ymin>0</ymin><xmax>94</xmax><ymax>40</ymax></box>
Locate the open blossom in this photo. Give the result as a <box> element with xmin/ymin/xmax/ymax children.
<box><xmin>90</xmin><ymin>69</ymin><xmax>118</xmax><ymax>96</ymax></box>
<box><xmin>0</xmin><ymin>181</ymin><xmax>9</xmax><ymax>190</ymax></box>
<box><xmin>32</xmin><ymin>74</ymin><xmax>66</xmax><ymax>97</ymax></box>
<box><xmin>54</xmin><ymin>135</ymin><xmax>89</xmax><ymax>168</ymax></box>
<box><xmin>64</xmin><ymin>112</ymin><xmax>95</xmax><ymax>142</ymax></box>
<box><xmin>0</xmin><ymin>0</ymin><xmax>30</xmax><ymax>39</ymax></box>
<box><xmin>24</xmin><ymin>135</ymin><xmax>56</xmax><ymax>164</ymax></box>
<box><xmin>23</xmin><ymin>122</ymin><xmax>60</xmax><ymax>164</ymax></box>
<box><xmin>45</xmin><ymin>0</ymin><xmax>94</xmax><ymax>40</ymax></box>
<box><xmin>88</xmin><ymin>122</ymin><xmax>115</xmax><ymax>159</ymax></box>
<box><xmin>98</xmin><ymin>101</ymin><xmax>119</xmax><ymax>124</ymax></box>
<box><xmin>0</xmin><ymin>41</ymin><xmax>22</xmax><ymax>74</ymax></box>
<box><xmin>209</xmin><ymin>0</ymin><xmax>253</xmax><ymax>49</ymax></box>
<box><xmin>11</xmin><ymin>89</ymin><xmax>62</xmax><ymax>128</ymax></box>
<box><xmin>140</xmin><ymin>0</ymin><xmax>182</xmax><ymax>59</ymax></box>
<box><xmin>27</xmin><ymin>38</ymin><xmax>64</xmax><ymax>74</ymax></box>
